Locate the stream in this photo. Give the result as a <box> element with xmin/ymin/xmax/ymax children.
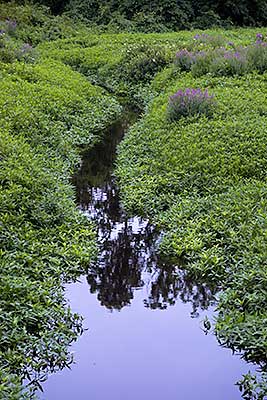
<box><xmin>42</xmin><ymin>109</ymin><xmax>254</xmax><ymax>399</ymax></box>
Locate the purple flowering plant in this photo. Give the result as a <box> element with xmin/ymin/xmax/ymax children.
<box><xmin>247</xmin><ymin>39</ymin><xmax>267</xmax><ymax>73</ymax></box>
<box><xmin>254</xmin><ymin>32</ymin><xmax>267</xmax><ymax>46</ymax></box>
<box><xmin>174</xmin><ymin>33</ymin><xmax>267</xmax><ymax>78</ymax></box>
<box><xmin>175</xmin><ymin>49</ymin><xmax>195</xmax><ymax>71</ymax></box>
<box><xmin>256</xmin><ymin>33</ymin><xmax>263</xmax><ymax>40</ymax></box>
<box><xmin>175</xmin><ymin>48</ymin><xmax>212</xmax><ymax>76</ymax></box>
<box><xmin>194</xmin><ymin>33</ymin><xmax>210</xmax><ymax>42</ymax></box>
<box><xmin>167</xmin><ymin>88</ymin><xmax>216</xmax><ymax>121</ymax></box>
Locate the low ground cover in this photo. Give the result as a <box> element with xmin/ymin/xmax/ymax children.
<box><xmin>0</xmin><ymin>5</ymin><xmax>121</xmax><ymax>397</ymax></box>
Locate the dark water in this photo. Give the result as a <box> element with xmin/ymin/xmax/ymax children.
<box><xmin>42</xmin><ymin>112</ymin><xmax>254</xmax><ymax>399</ymax></box>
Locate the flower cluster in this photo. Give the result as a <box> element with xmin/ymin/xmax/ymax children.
<box><xmin>167</xmin><ymin>88</ymin><xmax>216</xmax><ymax>121</ymax></box>
<box><xmin>194</xmin><ymin>33</ymin><xmax>209</xmax><ymax>41</ymax></box>
<box><xmin>255</xmin><ymin>32</ymin><xmax>267</xmax><ymax>47</ymax></box>
<box><xmin>256</xmin><ymin>33</ymin><xmax>265</xmax><ymax>44</ymax></box>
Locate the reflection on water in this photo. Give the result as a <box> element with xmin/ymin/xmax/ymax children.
<box><xmin>72</xmin><ymin>111</ymin><xmax>218</xmax><ymax>316</ymax></box>
<box><xmin>43</xmin><ymin>111</ymin><xmax>256</xmax><ymax>400</ymax></box>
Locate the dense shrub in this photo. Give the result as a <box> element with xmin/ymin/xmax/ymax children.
<box><xmin>61</xmin><ymin>0</ymin><xmax>267</xmax><ymax>31</ymax></box>
<box><xmin>0</xmin><ymin>2</ymin><xmax>85</xmax><ymax>45</ymax></box>
<box><xmin>64</xmin><ymin>0</ymin><xmax>193</xmax><ymax>30</ymax></box>
<box><xmin>119</xmin><ymin>44</ymin><xmax>170</xmax><ymax>84</ymax></box>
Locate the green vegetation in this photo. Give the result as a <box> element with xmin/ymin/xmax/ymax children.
<box><xmin>167</xmin><ymin>88</ymin><xmax>216</xmax><ymax>121</ymax></box>
<box><xmin>175</xmin><ymin>35</ymin><xmax>267</xmax><ymax>78</ymax></box>
<box><xmin>1</xmin><ymin>1</ymin><xmax>267</xmax><ymax>398</ymax></box>
<box><xmin>30</xmin><ymin>0</ymin><xmax>267</xmax><ymax>31</ymax></box>
<box><xmin>0</xmin><ymin>4</ymin><xmax>121</xmax><ymax>398</ymax></box>
<box><xmin>116</xmin><ymin>40</ymin><xmax>267</xmax><ymax>397</ymax></box>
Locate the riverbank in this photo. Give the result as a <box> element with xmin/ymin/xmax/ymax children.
<box><xmin>0</xmin><ymin>7</ymin><xmax>122</xmax><ymax>395</ymax></box>
<box><xmin>115</xmin><ymin>39</ymin><xmax>267</xmax><ymax>397</ymax></box>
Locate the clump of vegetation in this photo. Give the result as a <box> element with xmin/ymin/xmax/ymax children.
<box><xmin>209</xmin><ymin>49</ymin><xmax>249</xmax><ymax>76</ymax></box>
<box><xmin>119</xmin><ymin>44</ymin><xmax>169</xmax><ymax>84</ymax></box>
<box><xmin>174</xmin><ymin>49</ymin><xmax>195</xmax><ymax>71</ymax></box>
<box><xmin>0</xmin><ymin>2</ymin><xmax>87</xmax><ymax>46</ymax></box>
<box><xmin>43</xmin><ymin>0</ymin><xmax>267</xmax><ymax>32</ymax></box>
<box><xmin>193</xmin><ymin>33</ymin><xmax>225</xmax><ymax>48</ymax></box>
<box><xmin>167</xmin><ymin>88</ymin><xmax>216</xmax><ymax>121</ymax></box>
<box><xmin>0</xmin><ymin>19</ymin><xmax>37</xmax><ymax>63</ymax></box>
<box><xmin>247</xmin><ymin>36</ymin><xmax>267</xmax><ymax>73</ymax></box>
<box><xmin>174</xmin><ymin>33</ymin><xmax>267</xmax><ymax>77</ymax></box>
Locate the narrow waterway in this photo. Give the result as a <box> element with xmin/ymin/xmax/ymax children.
<box><xmin>43</xmin><ymin>110</ymin><xmax>255</xmax><ymax>399</ymax></box>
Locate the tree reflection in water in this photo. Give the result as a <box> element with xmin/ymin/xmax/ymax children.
<box><xmin>72</xmin><ymin>113</ymin><xmax>218</xmax><ymax>314</ymax></box>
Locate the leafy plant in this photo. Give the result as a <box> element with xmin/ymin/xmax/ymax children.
<box><xmin>193</xmin><ymin>33</ymin><xmax>225</xmax><ymax>48</ymax></box>
<box><xmin>174</xmin><ymin>49</ymin><xmax>195</xmax><ymax>71</ymax></box>
<box><xmin>167</xmin><ymin>88</ymin><xmax>216</xmax><ymax>121</ymax></box>
<box><xmin>236</xmin><ymin>372</ymin><xmax>267</xmax><ymax>400</ymax></box>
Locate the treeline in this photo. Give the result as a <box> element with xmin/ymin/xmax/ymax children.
<box><xmin>23</xmin><ymin>0</ymin><xmax>267</xmax><ymax>30</ymax></box>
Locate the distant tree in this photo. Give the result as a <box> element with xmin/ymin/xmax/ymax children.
<box><xmin>27</xmin><ymin>0</ymin><xmax>267</xmax><ymax>26</ymax></box>
<box><xmin>30</xmin><ymin>0</ymin><xmax>69</xmax><ymax>13</ymax></box>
